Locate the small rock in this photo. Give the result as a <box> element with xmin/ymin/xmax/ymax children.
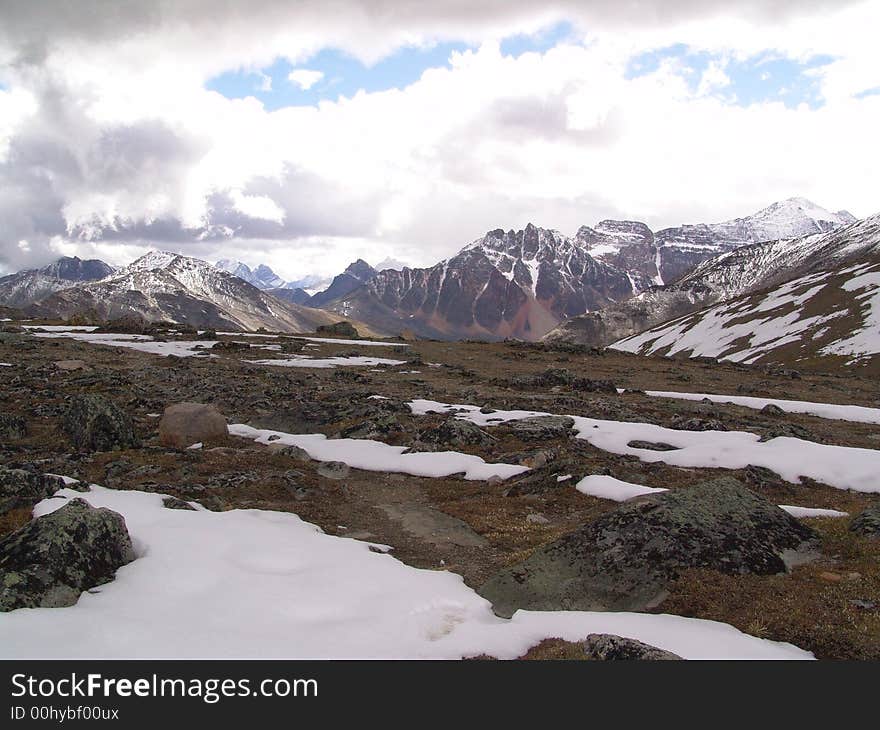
<box><xmin>267</xmin><ymin>443</ymin><xmax>312</xmax><ymax>462</ymax></box>
<box><xmin>526</xmin><ymin>513</ymin><xmax>550</xmax><ymax>525</ymax></box>
<box><xmin>0</xmin><ymin>498</ymin><xmax>135</xmax><ymax>611</ymax></box>
<box><xmin>818</xmin><ymin>571</ymin><xmax>843</xmax><ymax>583</ymax></box>
<box><xmin>53</xmin><ymin>360</ymin><xmax>90</xmax><ymax>372</ymax></box>
<box><xmin>849</xmin><ymin>504</ymin><xmax>880</xmax><ymax>538</ymax></box>
<box><xmin>158</xmin><ymin>403</ymin><xmax>228</xmax><ymax>449</ymax></box>
<box><xmin>627</xmin><ymin>440</ymin><xmax>679</xmax><ymax>451</ymax></box>
<box><xmin>582</xmin><ymin>634</ymin><xmax>683</xmax><ymax>661</ymax></box>
<box><xmin>761</xmin><ymin>403</ymin><xmax>785</xmax><ymax>416</ymax></box>
<box><xmin>162</xmin><ymin>496</ymin><xmax>196</xmax><ymax>511</ymax></box>
<box><xmin>317</xmin><ymin>461</ymin><xmax>350</xmax><ymax>480</ymax></box>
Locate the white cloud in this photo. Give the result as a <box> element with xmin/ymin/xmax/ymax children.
<box><xmin>287</xmin><ymin>69</ymin><xmax>324</xmax><ymax>90</ymax></box>
<box><xmin>0</xmin><ymin>0</ymin><xmax>877</xmax><ymax>277</ymax></box>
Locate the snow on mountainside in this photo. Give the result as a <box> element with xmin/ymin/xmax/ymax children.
<box><xmin>215</xmin><ymin>259</ymin><xmax>287</xmax><ymax>290</ymax></box>
<box><xmin>610</xmin><ymin>255</ymin><xmax>880</xmax><ymax>370</ymax></box>
<box><xmin>28</xmin><ymin>251</ymin><xmax>356</xmax><ymax>333</ymax></box>
<box><xmin>706</xmin><ymin>197</ymin><xmax>855</xmax><ymax>243</ymax></box>
<box><xmin>322</xmin><ymin>223</ymin><xmax>634</xmax><ymax>341</ymax></box>
<box><xmin>0</xmin><ymin>256</ymin><xmax>114</xmax><ymax>308</ymax></box>
<box><xmin>545</xmin><ymin>213</ymin><xmax>880</xmax><ymax>350</ymax></box>
<box><xmin>311</xmin><ymin>198</ymin><xmax>855</xmax><ymax>341</ymax></box>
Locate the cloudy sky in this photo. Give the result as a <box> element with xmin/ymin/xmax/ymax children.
<box><xmin>0</xmin><ymin>1</ymin><xmax>878</xmax><ymax>280</ymax></box>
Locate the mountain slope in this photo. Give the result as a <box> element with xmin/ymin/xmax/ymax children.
<box><xmin>311</xmin><ymin>198</ymin><xmax>854</xmax><ymax>341</ymax></box>
<box><xmin>321</xmin><ymin>224</ymin><xmax>635</xmax><ymax>340</ymax></box>
<box><xmin>609</xmin><ymin>253</ymin><xmax>880</xmax><ymax>371</ymax></box>
<box><xmin>28</xmin><ymin>251</ymin><xmax>358</xmax><ymax>333</ymax></box>
<box><xmin>0</xmin><ymin>256</ymin><xmax>114</xmax><ymax>307</ymax></box>
<box><xmin>307</xmin><ymin>259</ymin><xmax>377</xmax><ymax>308</ymax></box>
<box><xmin>545</xmin><ymin>213</ymin><xmax>879</xmax><ymax>348</ymax></box>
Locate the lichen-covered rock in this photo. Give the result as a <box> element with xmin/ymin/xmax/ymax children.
<box><xmin>850</xmin><ymin>504</ymin><xmax>880</xmax><ymax>538</ymax></box>
<box><xmin>0</xmin><ymin>468</ymin><xmax>67</xmax><ymax>515</ymax></box>
<box><xmin>62</xmin><ymin>394</ymin><xmax>139</xmax><ymax>452</ymax></box>
<box><xmin>0</xmin><ymin>414</ymin><xmax>27</xmax><ymax>442</ymax></box>
<box><xmin>158</xmin><ymin>402</ymin><xmax>228</xmax><ymax>449</ymax></box>
<box><xmin>413</xmin><ymin>418</ymin><xmax>496</xmax><ymax>450</ymax></box>
<box><xmin>582</xmin><ymin>634</ymin><xmax>683</xmax><ymax>661</ymax></box>
<box><xmin>0</xmin><ymin>498</ymin><xmax>135</xmax><ymax>611</ymax></box>
<box><xmin>504</xmin><ymin>416</ymin><xmax>575</xmax><ymax>440</ymax></box>
<box><xmin>479</xmin><ymin>477</ymin><xmax>818</xmax><ymax>617</ymax></box>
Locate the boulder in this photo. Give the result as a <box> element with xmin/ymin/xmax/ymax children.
<box><xmin>0</xmin><ymin>414</ymin><xmax>27</xmax><ymax>442</ymax></box>
<box><xmin>479</xmin><ymin>477</ymin><xmax>818</xmax><ymax>617</ymax></box>
<box><xmin>582</xmin><ymin>634</ymin><xmax>683</xmax><ymax>661</ymax></box>
<box><xmin>0</xmin><ymin>468</ymin><xmax>68</xmax><ymax>515</ymax></box>
<box><xmin>850</xmin><ymin>504</ymin><xmax>880</xmax><ymax>538</ymax></box>
<box><xmin>62</xmin><ymin>394</ymin><xmax>139</xmax><ymax>452</ymax></box>
<box><xmin>158</xmin><ymin>403</ymin><xmax>228</xmax><ymax>449</ymax></box>
<box><xmin>413</xmin><ymin>418</ymin><xmax>496</xmax><ymax>450</ymax></box>
<box><xmin>0</xmin><ymin>498</ymin><xmax>135</xmax><ymax>611</ymax></box>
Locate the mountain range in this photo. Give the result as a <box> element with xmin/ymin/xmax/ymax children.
<box><xmin>23</xmin><ymin>251</ymin><xmax>353</xmax><ymax>333</ymax></box>
<box><xmin>0</xmin><ymin>198</ymin><xmax>866</xmax><ymax>352</ymax></box>
<box><xmin>311</xmin><ymin>198</ymin><xmax>856</xmax><ymax>341</ymax></box>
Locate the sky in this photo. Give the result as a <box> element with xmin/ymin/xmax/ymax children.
<box><xmin>0</xmin><ymin>0</ymin><xmax>878</xmax><ymax>281</ymax></box>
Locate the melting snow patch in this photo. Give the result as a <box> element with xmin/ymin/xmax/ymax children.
<box><xmin>299</xmin><ymin>337</ymin><xmax>402</xmax><ymax>347</ymax></box>
<box><xmin>576</xmin><ymin>475</ymin><xmax>668</xmax><ymax>501</ymax></box>
<box><xmin>228</xmin><ymin>424</ymin><xmax>526</xmax><ymax>481</ymax></box>
<box><xmin>0</xmin><ymin>485</ymin><xmax>812</xmax><ymax>660</ymax></box>
<box><xmin>637</xmin><ymin>390</ymin><xmax>880</xmax><ymax>426</ymax></box>
<box><xmin>778</xmin><ymin>505</ymin><xmax>848</xmax><ymax>519</ymax></box>
<box><xmin>409</xmin><ymin>399</ymin><xmax>880</xmax><ymax>493</ymax></box>
<box><xmin>245</xmin><ymin>356</ymin><xmax>405</xmax><ymax>369</ymax></box>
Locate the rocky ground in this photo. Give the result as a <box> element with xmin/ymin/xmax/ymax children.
<box><xmin>1</xmin><ymin>321</ymin><xmax>879</xmax><ymax>659</ymax></box>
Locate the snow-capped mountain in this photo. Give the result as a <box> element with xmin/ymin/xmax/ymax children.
<box><xmin>29</xmin><ymin>251</ymin><xmax>356</xmax><ymax>333</ymax></box>
<box><xmin>320</xmin><ymin>224</ymin><xmax>634</xmax><ymax>340</ymax></box>
<box><xmin>307</xmin><ymin>259</ymin><xmax>378</xmax><ymax>308</ymax></box>
<box><xmin>215</xmin><ymin>259</ymin><xmax>286</xmax><ymax>290</ymax></box>
<box><xmin>0</xmin><ymin>256</ymin><xmax>114</xmax><ymax>308</ymax></box>
<box><xmin>311</xmin><ymin>199</ymin><xmax>856</xmax><ymax>341</ymax></box>
<box><xmin>546</xmin><ymin>213</ymin><xmax>880</xmax><ymax>350</ymax></box>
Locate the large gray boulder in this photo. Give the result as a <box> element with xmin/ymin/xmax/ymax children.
<box><xmin>0</xmin><ymin>498</ymin><xmax>135</xmax><ymax>611</ymax></box>
<box><xmin>850</xmin><ymin>504</ymin><xmax>880</xmax><ymax>538</ymax></box>
<box><xmin>158</xmin><ymin>402</ymin><xmax>228</xmax><ymax>449</ymax></box>
<box><xmin>62</xmin><ymin>394</ymin><xmax>138</xmax><ymax>452</ymax></box>
<box><xmin>479</xmin><ymin>477</ymin><xmax>818</xmax><ymax>617</ymax></box>
<box><xmin>0</xmin><ymin>468</ymin><xmax>68</xmax><ymax>515</ymax></box>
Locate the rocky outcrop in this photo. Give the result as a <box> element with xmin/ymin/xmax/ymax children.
<box><xmin>158</xmin><ymin>403</ymin><xmax>228</xmax><ymax>449</ymax></box>
<box><xmin>479</xmin><ymin>478</ymin><xmax>818</xmax><ymax>617</ymax></box>
<box><xmin>502</xmin><ymin>416</ymin><xmax>575</xmax><ymax>440</ymax></box>
<box><xmin>0</xmin><ymin>498</ymin><xmax>135</xmax><ymax>611</ymax></box>
<box><xmin>62</xmin><ymin>395</ymin><xmax>139</xmax><ymax>452</ymax></box>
